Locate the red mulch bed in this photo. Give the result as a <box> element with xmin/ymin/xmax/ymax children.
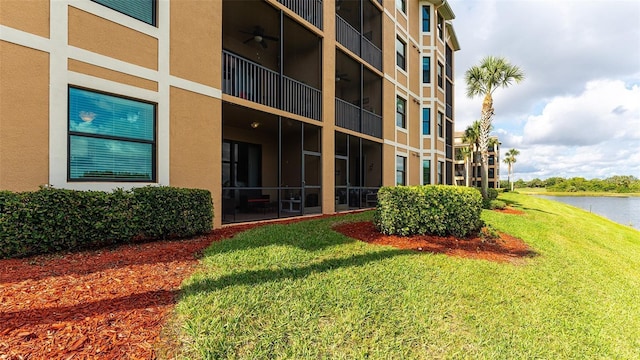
<box><xmin>1</xmin><ymin>211</ymin><xmax>531</xmax><ymax>359</ymax></box>
<box><xmin>493</xmin><ymin>207</ymin><xmax>526</xmax><ymax>215</ymax></box>
<box><xmin>333</xmin><ymin>221</ymin><xmax>534</xmax><ymax>264</ymax></box>
<box><xmin>0</xmin><ymin>224</ymin><xmax>261</xmax><ymax>359</ymax></box>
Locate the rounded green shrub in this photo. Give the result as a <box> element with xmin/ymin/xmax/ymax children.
<box><xmin>373</xmin><ymin>185</ymin><xmax>483</xmax><ymax>238</ymax></box>
<box><xmin>489</xmin><ymin>199</ymin><xmax>507</xmax><ymax>210</ymax></box>
<box><xmin>488</xmin><ymin>188</ymin><xmax>499</xmax><ymax>200</ymax></box>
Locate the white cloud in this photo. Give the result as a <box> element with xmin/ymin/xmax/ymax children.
<box><xmin>523</xmin><ymin>80</ymin><xmax>640</xmax><ymax>146</ymax></box>
<box><xmin>450</xmin><ymin>0</ymin><xmax>640</xmax><ymax>180</ymax></box>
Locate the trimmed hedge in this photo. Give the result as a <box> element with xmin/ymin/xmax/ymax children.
<box><xmin>373</xmin><ymin>185</ymin><xmax>482</xmax><ymax>238</ymax></box>
<box><xmin>488</xmin><ymin>199</ymin><xmax>507</xmax><ymax>210</ymax></box>
<box><xmin>0</xmin><ymin>186</ymin><xmax>213</xmax><ymax>258</ymax></box>
<box><xmin>477</xmin><ymin>187</ymin><xmax>499</xmax><ymax>208</ymax></box>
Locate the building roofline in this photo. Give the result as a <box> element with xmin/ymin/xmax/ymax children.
<box><xmin>429</xmin><ymin>0</ymin><xmax>460</xmax><ymax>50</ymax></box>
<box><xmin>432</xmin><ymin>0</ymin><xmax>456</xmax><ymax>20</ymax></box>
<box><xmin>445</xmin><ymin>22</ymin><xmax>461</xmax><ymax>51</ymax></box>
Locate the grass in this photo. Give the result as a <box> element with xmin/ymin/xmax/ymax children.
<box><xmin>166</xmin><ymin>193</ymin><xmax>640</xmax><ymax>359</ymax></box>
<box><xmin>517</xmin><ymin>187</ymin><xmax>640</xmax><ymax>197</ymax></box>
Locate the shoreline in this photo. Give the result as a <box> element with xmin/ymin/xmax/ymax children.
<box><xmin>516</xmin><ymin>190</ymin><xmax>640</xmax><ymax>197</ymax></box>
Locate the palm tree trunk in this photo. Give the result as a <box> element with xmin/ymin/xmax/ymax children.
<box><xmin>478</xmin><ymin>93</ymin><xmax>494</xmax><ymax>201</ymax></box>
<box><xmin>508</xmin><ymin>163</ymin><xmax>513</xmax><ymax>191</ymax></box>
<box><xmin>464</xmin><ymin>157</ymin><xmax>470</xmax><ymax>187</ymax></box>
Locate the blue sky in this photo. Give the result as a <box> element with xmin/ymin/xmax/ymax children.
<box><xmin>448</xmin><ymin>0</ymin><xmax>640</xmax><ymax>181</ymax></box>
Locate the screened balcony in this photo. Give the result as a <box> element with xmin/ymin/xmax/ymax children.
<box><xmin>335</xmin><ymin>132</ymin><xmax>382</xmax><ymax>211</ymax></box>
<box><xmin>222</xmin><ymin>103</ymin><xmax>323</xmax><ymax>224</ymax></box>
<box><xmin>336</xmin><ymin>15</ymin><xmax>360</xmax><ymax>56</ymax></box>
<box><xmin>335</xmin><ymin>0</ymin><xmax>382</xmax><ymax>71</ymax></box>
<box><xmin>446</xmin><ymin>45</ymin><xmax>453</xmax><ymax>79</ymax></box>
<box><xmin>446</xmin><ymin>80</ymin><xmax>453</xmax><ymax>119</ymax></box>
<box><xmin>446</xmin><ymin>121</ymin><xmax>453</xmax><ymax>160</ymax></box>
<box><xmin>222</xmin><ymin>0</ymin><xmax>322</xmax><ymax>121</ymax></box>
<box><xmin>334</xmin><ymin>49</ymin><xmax>382</xmax><ymax>138</ymax></box>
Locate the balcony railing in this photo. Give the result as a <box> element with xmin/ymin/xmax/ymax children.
<box><xmin>223</xmin><ymin>51</ymin><xmax>279</xmax><ymax>109</ymax></box>
<box><xmin>335</xmin><ymin>99</ymin><xmax>382</xmax><ymax>138</ymax></box>
<box><xmin>335</xmin><ymin>98</ymin><xmax>360</xmax><ymax>132</ymax></box>
<box><xmin>362</xmin><ymin>37</ymin><xmax>382</xmax><ymax>71</ymax></box>
<box><xmin>336</xmin><ymin>15</ymin><xmax>360</xmax><ymax>56</ymax></box>
<box><xmin>278</xmin><ymin>0</ymin><xmax>323</xmax><ymax>29</ymax></box>
<box><xmin>336</xmin><ymin>15</ymin><xmax>382</xmax><ymax>71</ymax></box>
<box><xmin>283</xmin><ymin>76</ymin><xmax>321</xmax><ymax>121</ymax></box>
<box><xmin>223</xmin><ymin>50</ymin><xmax>321</xmax><ymax>121</ymax></box>
<box><xmin>362</xmin><ymin>109</ymin><xmax>382</xmax><ymax>138</ymax></box>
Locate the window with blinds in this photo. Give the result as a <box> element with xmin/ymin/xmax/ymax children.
<box><xmin>91</xmin><ymin>0</ymin><xmax>156</xmax><ymax>26</ymax></box>
<box><xmin>68</xmin><ymin>87</ymin><xmax>156</xmax><ymax>182</ymax></box>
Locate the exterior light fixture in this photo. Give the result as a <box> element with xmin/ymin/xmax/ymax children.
<box><xmin>250</xmin><ymin>121</ymin><xmax>260</xmax><ymax>128</ymax></box>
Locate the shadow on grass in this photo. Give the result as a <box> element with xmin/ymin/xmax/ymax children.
<box><xmin>0</xmin><ymin>215</ymin><xmax>352</xmax><ymax>284</ymax></box>
<box><xmin>181</xmin><ymin>249</ymin><xmax>412</xmax><ymax>296</ymax></box>
<box><xmin>501</xmin><ymin>197</ymin><xmax>555</xmax><ymax>215</ymax></box>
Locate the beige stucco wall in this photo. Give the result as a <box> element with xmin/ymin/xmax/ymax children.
<box><xmin>0</xmin><ymin>41</ymin><xmax>49</xmax><ymax>191</ymax></box>
<box><xmin>382</xmin><ymin>79</ymin><xmax>396</xmax><ymax>140</ymax></box>
<box><xmin>382</xmin><ymin>143</ymin><xmax>395</xmax><ymax>186</ymax></box>
<box><xmin>408</xmin><ymin>97</ymin><xmax>420</xmax><ymax>149</ymax></box>
<box><xmin>170</xmin><ymin>0</ymin><xmax>221</xmax><ymax>88</ymax></box>
<box><xmin>422</xmin><ymin>137</ymin><xmax>432</xmax><ymax>149</ymax></box>
<box><xmin>395</xmin><ymin>6</ymin><xmax>408</xmax><ymax>30</ymax></box>
<box><xmin>382</xmin><ymin>13</ymin><xmax>395</xmax><ymax>80</ymax></box>
<box><xmin>169</xmin><ymin>87</ymin><xmax>220</xmax><ymax>226</ymax></box>
<box><xmin>0</xmin><ymin>0</ymin><xmax>49</xmax><ymax>38</ymax></box>
<box><xmin>68</xmin><ymin>59</ymin><xmax>158</xmax><ymax>91</ymax></box>
<box><xmin>409</xmin><ymin>151</ymin><xmax>420</xmax><ymax>185</ymax></box>
<box><xmin>408</xmin><ymin>0</ymin><xmax>420</xmax><ymax>40</ymax></box>
<box><xmin>68</xmin><ymin>7</ymin><xmax>158</xmax><ymax>70</ymax></box>
<box><xmin>396</xmin><ymin>69</ymin><xmax>408</xmax><ymax>87</ymax></box>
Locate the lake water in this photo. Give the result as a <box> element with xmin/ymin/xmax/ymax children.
<box><xmin>538</xmin><ymin>195</ymin><xmax>640</xmax><ymax>229</ymax></box>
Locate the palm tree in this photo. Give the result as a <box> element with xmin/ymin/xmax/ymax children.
<box><xmin>457</xmin><ymin>146</ymin><xmax>472</xmax><ymax>187</ymax></box>
<box><xmin>465</xmin><ymin>56</ymin><xmax>524</xmax><ymax>200</ymax></box>
<box><xmin>503</xmin><ymin>148</ymin><xmax>520</xmax><ymax>191</ymax></box>
<box><xmin>462</xmin><ymin>121</ymin><xmax>481</xmax><ymax>187</ymax></box>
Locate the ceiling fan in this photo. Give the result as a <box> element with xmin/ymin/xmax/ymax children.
<box><xmin>241</xmin><ymin>26</ymin><xmax>279</xmax><ymax>49</ymax></box>
<box><xmin>335</xmin><ymin>72</ymin><xmax>351</xmax><ymax>82</ymax></box>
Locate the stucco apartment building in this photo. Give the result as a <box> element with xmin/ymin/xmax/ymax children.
<box><xmin>0</xmin><ymin>0</ymin><xmax>459</xmax><ymax>228</ymax></box>
<box><xmin>453</xmin><ymin>132</ymin><xmax>500</xmax><ymax>189</ymax></box>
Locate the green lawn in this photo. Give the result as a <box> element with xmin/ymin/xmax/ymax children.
<box><xmin>166</xmin><ymin>193</ymin><xmax>640</xmax><ymax>359</ymax></box>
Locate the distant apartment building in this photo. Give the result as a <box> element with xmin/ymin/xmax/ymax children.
<box><xmin>454</xmin><ymin>132</ymin><xmax>500</xmax><ymax>188</ymax></box>
<box><xmin>1</xmin><ymin>0</ymin><xmax>459</xmax><ymax>227</ymax></box>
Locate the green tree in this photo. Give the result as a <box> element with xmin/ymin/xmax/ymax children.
<box><xmin>503</xmin><ymin>148</ymin><xmax>520</xmax><ymax>191</ymax></box>
<box><xmin>544</xmin><ymin>177</ymin><xmax>564</xmax><ymax>187</ymax></box>
<box><xmin>462</xmin><ymin>121</ymin><xmax>481</xmax><ymax>187</ymax></box>
<box><xmin>465</xmin><ymin>56</ymin><xmax>524</xmax><ymax>200</ymax></box>
<box><xmin>456</xmin><ymin>146</ymin><xmax>472</xmax><ymax>187</ymax></box>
